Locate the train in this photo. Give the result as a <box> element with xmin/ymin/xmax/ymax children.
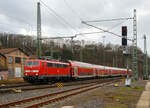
<box><xmin>23</xmin><ymin>59</ymin><xmax>132</xmax><ymax>83</ymax></box>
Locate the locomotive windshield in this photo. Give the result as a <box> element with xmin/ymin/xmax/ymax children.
<box><xmin>26</xmin><ymin>61</ymin><xmax>39</xmax><ymax>67</ymax></box>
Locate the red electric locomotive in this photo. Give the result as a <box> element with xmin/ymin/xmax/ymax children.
<box><xmin>23</xmin><ymin>59</ymin><xmax>131</xmax><ymax>83</ymax></box>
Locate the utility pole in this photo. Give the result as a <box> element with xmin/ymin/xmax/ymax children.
<box><xmin>80</xmin><ymin>40</ymin><xmax>84</xmax><ymax>62</ymax></box>
<box><xmin>37</xmin><ymin>1</ymin><xmax>42</xmax><ymax>57</ymax></box>
<box><xmin>143</xmin><ymin>35</ymin><xmax>148</xmax><ymax>80</ymax></box>
<box><xmin>132</xmin><ymin>9</ymin><xmax>138</xmax><ymax>80</ymax></box>
<box><xmin>71</xmin><ymin>37</ymin><xmax>74</xmax><ymax>59</ymax></box>
<box><xmin>71</xmin><ymin>37</ymin><xmax>74</xmax><ymax>54</ymax></box>
<box><xmin>102</xmin><ymin>36</ymin><xmax>106</xmax><ymax>65</ymax></box>
<box><xmin>50</xmin><ymin>41</ymin><xmax>54</xmax><ymax>58</ymax></box>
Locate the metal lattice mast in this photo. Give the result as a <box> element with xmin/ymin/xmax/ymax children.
<box><xmin>80</xmin><ymin>40</ymin><xmax>84</xmax><ymax>62</ymax></box>
<box><xmin>143</xmin><ymin>35</ymin><xmax>148</xmax><ymax>79</ymax></box>
<box><xmin>132</xmin><ymin>9</ymin><xmax>138</xmax><ymax>80</ymax></box>
<box><xmin>50</xmin><ymin>41</ymin><xmax>54</xmax><ymax>58</ymax></box>
<box><xmin>37</xmin><ymin>2</ymin><xmax>42</xmax><ymax>57</ymax></box>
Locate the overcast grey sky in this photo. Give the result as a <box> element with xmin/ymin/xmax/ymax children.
<box><xmin>0</xmin><ymin>0</ymin><xmax>149</xmax><ymax>54</ymax></box>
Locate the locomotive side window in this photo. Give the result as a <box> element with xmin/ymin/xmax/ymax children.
<box><xmin>47</xmin><ymin>63</ymin><xmax>53</xmax><ymax>67</ymax></box>
<box><xmin>46</xmin><ymin>62</ymin><xmax>67</xmax><ymax>68</ymax></box>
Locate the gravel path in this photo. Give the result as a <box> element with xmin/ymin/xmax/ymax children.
<box><xmin>46</xmin><ymin>80</ymin><xmax>146</xmax><ymax>108</ymax></box>
<box><xmin>0</xmin><ymin>79</ymin><xmax>145</xmax><ymax>108</ymax></box>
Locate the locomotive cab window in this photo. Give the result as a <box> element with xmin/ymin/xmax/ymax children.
<box><xmin>26</xmin><ymin>61</ymin><xmax>39</xmax><ymax>67</ymax></box>
<box><xmin>26</xmin><ymin>61</ymin><xmax>32</xmax><ymax>66</ymax></box>
<box><xmin>33</xmin><ymin>61</ymin><xmax>39</xmax><ymax>66</ymax></box>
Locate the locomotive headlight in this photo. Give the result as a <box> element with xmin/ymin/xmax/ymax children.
<box><xmin>33</xmin><ymin>70</ymin><xmax>39</xmax><ymax>72</ymax></box>
<box><xmin>25</xmin><ymin>70</ymin><xmax>30</xmax><ymax>72</ymax></box>
<box><xmin>35</xmin><ymin>73</ymin><xmax>38</xmax><ymax>75</ymax></box>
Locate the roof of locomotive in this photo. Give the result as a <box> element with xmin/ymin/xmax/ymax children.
<box><xmin>25</xmin><ymin>59</ymin><xmax>69</xmax><ymax>65</ymax></box>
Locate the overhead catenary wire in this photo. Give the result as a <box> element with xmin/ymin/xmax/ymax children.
<box><xmin>63</xmin><ymin>0</ymin><xmax>82</xmax><ymax>21</ymax></box>
<box><xmin>39</xmin><ymin>0</ymin><xmax>133</xmax><ymax>42</ymax></box>
<box><xmin>84</xmin><ymin>17</ymin><xmax>133</xmax><ymax>23</ymax></box>
<box><xmin>62</xmin><ymin>0</ymin><xmax>91</xmax><ymax>37</ymax></box>
<box><xmin>40</xmin><ymin>3</ymin><xmax>72</xmax><ymax>32</ymax></box>
<box><xmin>41</xmin><ymin>20</ymin><xmax>128</xmax><ymax>39</ymax></box>
<box><xmin>109</xmin><ymin>20</ymin><xmax>128</xmax><ymax>30</ymax></box>
<box><xmin>77</xmin><ymin>20</ymin><xmax>127</xmax><ymax>36</ymax></box>
<box><xmin>40</xmin><ymin>0</ymin><xmax>78</xmax><ymax>33</ymax></box>
<box><xmin>82</xmin><ymin>21</ymin><xmax>132</xmax><ymax>41</ymax></box>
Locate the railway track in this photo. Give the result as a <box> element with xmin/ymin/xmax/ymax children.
<box><xmin>0</xmin><ymin>78</ymin><xmax>120</xmax><ymax>108</ymax></box>
<box><xmin>0</xmin><ymin>83</ymin><xmax>31</xmax><ymax>89</ymax></box>
<box><xmin>0</xmin><ymin>82</ymin><xmax>56</xmax><ymax>93</ymax></box>
<box><xmin>0</xmin><ymin>78</ymin><xmax>116</xmax><ymax>93</ymax></box>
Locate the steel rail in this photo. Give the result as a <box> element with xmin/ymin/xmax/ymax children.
<box><xmin>0</xmin><ymin>78</ymin><xmax>119</xmax><ymax>108</ymax></box>
<box><xmin>0</xmin><ymin>79</ymin><xmax>106</xmax><ymax>93</ymax></box>
<box><xmin>26</xmin><ymin>82</ymin><xmax>112</xmax><ymax>108</ymax></box>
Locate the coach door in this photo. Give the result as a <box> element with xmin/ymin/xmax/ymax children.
<box><xmin>73</xmin><ymin>67</ymin><xmax>78</xmax><ymax>77</ymax></box>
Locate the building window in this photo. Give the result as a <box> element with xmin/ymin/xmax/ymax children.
<box><xmin>15</xmin><ymin>57</ymin><xmax>21</xmax><ymax>64</ymax></box>
<box><xmin>8</xmin><ymin>56</ymin><xmax>13</xmax><ymax>64</ymax></box>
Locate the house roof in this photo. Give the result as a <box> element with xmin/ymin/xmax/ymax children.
<box><xmin>0</xmin><ymin>48</ymin><xmax>29</xmax><ymax>56</ymax></box>
<box><xmin>0</xmin><ymin>48</ymin><xmax>18</xmax><ymax>54</ymax></box>
<box><xmin>0</xmin><ymin>52</ymin><xmax>6</xmax><ymax>58</ymax></box>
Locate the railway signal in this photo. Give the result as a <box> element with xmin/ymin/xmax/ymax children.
<box><xmin>122</xmin><ymin>26</ymin><xmax>127</xmax><ymax>46</ymax></box>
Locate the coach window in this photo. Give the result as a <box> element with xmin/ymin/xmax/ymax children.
<box><xmin>55</xmin><ymin>63</ymin><xmax>59</xmax><ymax>68</ymax></box>
<box><xmin>62</xmin><ymin>64</ymin><xmax>65</xmax><ymax>68</ymax></box>
<box><xmin>63</xmin><ymin>64</ymin><xmax>67</xmax><ymax>68</ymax></box>
<box><xmin>60</xmin><ymin>64</ymin><xmax>63</xmax><ymax>68</ymax></box>
<box><xmin>58</xmin><ymin>64</ymin><xmax>61</xmax><ymax>68</ymax></box>
<box><xmin>52</xmin><ymin>63</ymin><xmax>56</xmax><ymax>67</ymax></box>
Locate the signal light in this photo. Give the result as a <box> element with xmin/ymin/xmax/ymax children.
<box><xmin>122</xmin><ymin>26</ymin><xmax>127</xmax><ymax>46</ymax></box>
<box><xmin>122</xmin><ymin>26</ymin><xmax>127</xmax><ymax>36</ymax></box>
<box><xmin>122</xmin><ymin>38</ymin><xmax>127</xmax><ymax>46</ymax></box>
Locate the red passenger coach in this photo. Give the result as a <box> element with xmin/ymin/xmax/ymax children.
<box><xmin>69</xmin><ymin>61</ymin><xmax>96</xmax><ymax>79</ymax></box>
<box><xmin>23</xmin><ymin>59</ymin><xmax>132</xmax><ymax>83</ymax></box>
